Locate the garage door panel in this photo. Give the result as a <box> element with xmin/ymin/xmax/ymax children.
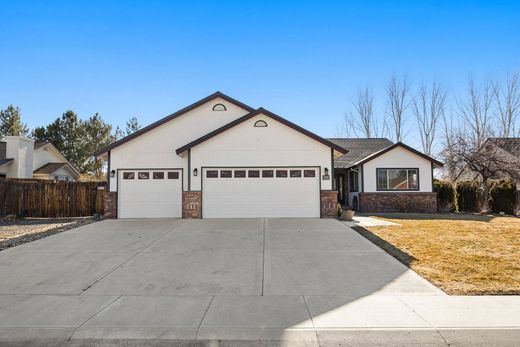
<box><xmin>118</xmin><ymin>170</ymin><xmax>182</xmax><ymax>219</ymax></box>
<box><xmin>202</xmin><ymin>168</ymin><xmax>320</xmax><ymax>218</ymax></box>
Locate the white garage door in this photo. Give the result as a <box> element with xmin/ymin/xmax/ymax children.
<box><xmin>202</xmin><ymin>167</ymin><xmax>320</xmax><ymax>218</ymax></box>
<box><xmin>118</xmin><ymin>169</ymin><xmax>182</xmax><ymax>218</ymax></box>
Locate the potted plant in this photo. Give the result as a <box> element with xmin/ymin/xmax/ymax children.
<box><xmin>342</xmin><ymin>208</ymin><xmax>355</xmax><ymax>221</ymax></box>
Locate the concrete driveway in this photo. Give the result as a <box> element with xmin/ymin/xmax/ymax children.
<box><xmin>1</xmin><ymin>219</ymin><xmax>519</xmax><ymax>346</ymax></box>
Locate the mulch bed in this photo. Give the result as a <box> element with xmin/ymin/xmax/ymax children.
<box><xmin>0</xmin><ymin>217</ymin><xmax>97</xmax><ymax>251</ymax></box>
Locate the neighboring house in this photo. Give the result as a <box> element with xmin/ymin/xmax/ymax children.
<box><xmin>0</xmin><ymin>136</ymin><xmax>80</xmax><ymax>181</ymax></box>
<box><xmin>329</xmin><ymin>138</ymin><xmax>443</xmax><ymax>213</ymax></box>
<box><xmin>95</xmin><ymin>92</ymin><xmax>441</xmax><ymax>219</ymax></box>
<box><xmin>454</xmin><ymin>137</ymin><xmax>520</xmax><ymax>188</ymax></box>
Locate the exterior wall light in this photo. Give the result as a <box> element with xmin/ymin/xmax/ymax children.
<box><xmin>110</xmin><ymin>170</ymin><xmax>115</xmax><ymax>178</ymax></box>
<box><xmin>323</xmin><ymin>167</ymin><xmax>330</xmax><ymax>180</ymax></box>
<box><xmin>193</xmin><ymin>168</ymin><xmax>198</xmax><ymax>176</ymax></box>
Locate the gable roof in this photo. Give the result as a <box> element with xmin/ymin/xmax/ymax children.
<box><xmin>344</xmin><ymin>141</ymin><xmax>443</xmax><ymax>168</ymax></box>
<box><xmin>95</xmin><ymin>91</ymin><xmax>255</xmax><ymax>156</ymax></box>
<box><xmin>328</xmin><ymin>138</ymin><xmax>394</xmax><ymax>169</ymax></box>
<box><xmin>175</xmin><ymin>108</ymin><xmax>347</xmax><ymax>155</ymax></box>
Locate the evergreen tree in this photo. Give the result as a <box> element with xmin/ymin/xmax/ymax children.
<box><xmin>0</xmin><ymin>105</ymin><xmax>29</xmax><ymax>139</ymax></box>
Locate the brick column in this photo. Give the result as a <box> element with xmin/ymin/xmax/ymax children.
<box><xmin>103</xmin><ymin>191</ymin><xmax>117</xmax><ymax>219</ymax></box>
<box><xmin>320</xmin><ymin>191</ymin><xmax>338</xmax><ymax>218</ymax></box>
<box><xmin>183</xmin><ymin>191</ymin><xmax>202</xmax><ymax>219</ymax></box>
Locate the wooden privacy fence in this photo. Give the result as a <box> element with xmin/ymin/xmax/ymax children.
<box><xmin>0</xmin><ymin>179</ymin><xmax>105</xmax><ymax>218</ymax></box>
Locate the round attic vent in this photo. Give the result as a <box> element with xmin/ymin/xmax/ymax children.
<box><xmin>212</xmin><ymin>103</ymin><xmax>227</xmax><ymax>111</ymax></box>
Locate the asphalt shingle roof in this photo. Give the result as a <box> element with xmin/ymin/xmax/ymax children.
<box><xmin>487</xmin><ymin>138</ymin><xmax>520</xmax><ymax>158</ymax></box>
<box><xmin>328</xmin><ymin>138</ymin><xmax>394</xmax><ymax>169</ymax></box>
<box><xmin>33</xmin><ymin>162</ymin><xmax>66</xmax><ymax>175</ymax></box>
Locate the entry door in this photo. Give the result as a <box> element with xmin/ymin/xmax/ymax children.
<box><xmin>202</xmin><ymin>167</ymin><xmax>320</xmax><ymax>218</ymax></box>
<box><xmin>118</xmin><ymin>169</ymin><xmax>182</xmax><ymax>218</ymax></box>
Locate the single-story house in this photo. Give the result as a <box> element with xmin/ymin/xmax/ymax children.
<box><xmin>0</xmin><ymin>136</ymin><xmax>80</xmax><ymax>181</ymax></box>
<box><xmin>329</xmin><ymin>138</ymin><xmax>443</xmax><ymax>213</ymax></box>
<box><xmin>95</xmin><ymin>92</ymin><xmax>442</xmax><ymax>219</ymax></box>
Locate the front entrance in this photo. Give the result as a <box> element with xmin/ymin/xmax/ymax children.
<box><xmin>334</xmin><ymin>174</ymin><xmax>346</xmax><ymax>205</ymax></box>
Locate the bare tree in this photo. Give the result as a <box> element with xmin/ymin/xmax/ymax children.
<box><xmin>493</xmin><ymin>72</ymin><xmax>520</xmax><ymax>137</ymax></box>
<box><xmin>412</xmin><ymin>81</ymin><xmax>447</xmax><ymax>156</ymax></box>
<box><xmin>448</xmin><ymin>78</ymin><xmax>520</xmax><ymax>212</ymax></box>
<box><xmin>450</xmin><ymin>134</ymin><xmax>520</xmax><ymax>212</ymax></box>
<box><xmin>456</xmin><ymin>78</ymin><xmax>494</xmax><ymax>147</ymax></box>
<box><xmin>440</xmin><ymin>109</ymin><xmax>459</xmax><ymax>181</ymax></box>
<box><xmin>386</xmin><ymin>75</ymin><xmax>409</xmax><ymax>142</ymax></box>
<box><xmin>353</xmin><ymin>87</ymin><xmax>376</xmax><ymax>137</ymax></box>
<box><xmin>346</xmin><ymin>87</ymin><xmax>388</xmax><ymax>138</ymax></box>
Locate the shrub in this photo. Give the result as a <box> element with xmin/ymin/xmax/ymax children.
<box><xmin>455</xmin><ymin>181</ymin><xmax>480</xmax><ymax>212</ymax></box>
<box><xmin>434</xmin><ymin>180</ymin><xmax>455</xmax><ymax>212</ymax></box>
<box><xmin>489</xmin><ymin>179</ymin><xmax>517</xmax><ymax>215</ymax></box>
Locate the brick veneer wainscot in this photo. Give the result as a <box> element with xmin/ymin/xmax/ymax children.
<box><xmin>183</xmin><ymin>191</ymin><xmax>202</xmax><ymax>219</ymax></box>
<box><xmin>320</xmin><ymin>191</ymin><xmax>338</xmax><ymax>218</ymax></box>
<box><xmin>103</xmin><ymin>191</ymin><xmax>117</xmax><ymax>219</ymax></box>
<box><xmin>359</xmin><ymin>192</ymin><xmax>437</xmax><ymax>213</ymax></box>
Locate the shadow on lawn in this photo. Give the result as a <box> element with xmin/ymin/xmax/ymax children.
<box><xmin>352</xmin><ymin>225</ymin><xmax>416</xmax><ymax>267</ymax></box>
<box><xmin>359</xmin><ymin>212</ymin><xmax>496</xmax><ymax>223</ymax></box>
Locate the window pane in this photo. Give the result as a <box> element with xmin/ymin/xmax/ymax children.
<box><xmin>388</xmin><ymin>169</ymin><xmax>408</xmax><ymax>189</ymax></box>
<box><xmin>276</xmin><ymin>170</ymin><xmax>288</xmax><ymax>178</ymax></box>
<box><xmin>349</xmin><ymin>171</ymin><xmax>359</xmax><ymax>192</ymax></box>
<box><xmin>220</xmin><ymin>170</ymin><xmax>232</xmax><ymax>178</ymax></box>
<box><xmin>167</xmin><ymin>172</ymin><xmax>179</xmax><ymax>179</ymax></box>
<box><xmin>408</xmin><ymin>169</ymin><xmax>418</xmax><ymax>189</ymax></box>
<box><xmin>206</xmin><ymin>170</ymin><xmax>218</xmax><ymax>178</ymax></box>
<box><xmin>138</xmin><ymin>172</ymin><xmax>149</xmax><ymax>179</ymax></box>
<box><xmin>377</xmin><ymin>169</ymin><xmax>387</xmax><ymax>190</ymax></box>
<box><xmin>234</xmin><ymin>170</ymin><xmax>246</xmax><ymax>178</ymax></box>
<box><xmin>153</xmin><ymin>172</ymin><xmax>164</xmax><ymax>179</ymax></box>
<box><xmin>303</xmin><ymin>170</ymin><xmax>315</xmax><ymax>177</ymax></box>
<box><xmin>262</xmin><ymin>170</ymin><xmax>274</xmax><ymax>178</ymax></box>
<box><xmin>290</xmin><ymin>170</ymin><xmax>302</xmax><ymax>178</ymax></box>
<box><xmin>248</xmin><ymin>170</ymin><xmax>260</xmax><ymax>178</ymax></box>
<box><xmin>123</xmin><ymin>172</ymin><xmax>134</xmax><ymax>179</ymax></box>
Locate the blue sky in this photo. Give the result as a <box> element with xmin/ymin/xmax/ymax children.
<box><xmin>1</xmin><ymin>0</ymin><xmax>519</xmax><ymax>150</ymax></box>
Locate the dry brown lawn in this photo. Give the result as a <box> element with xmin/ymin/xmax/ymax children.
<box><xmin>357</xmin><ymin>213</ymin><xmax>520</xmax><ymax>295</ymax></box>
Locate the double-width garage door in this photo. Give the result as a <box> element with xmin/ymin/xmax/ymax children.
<box><xmin>202</xmin><ymin>167</ymin><xmax>320</xmax><ymax>218</ymax></box>
<box><xmin>118</xmin><ymin>169</ymin><xmax>182</xmax><ymax>218</ymax></box>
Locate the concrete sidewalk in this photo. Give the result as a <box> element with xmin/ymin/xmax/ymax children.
<box><xmin>0</xmin><ymin>294</ymin><xmax>519</xmax><ymax>346</ymax></box>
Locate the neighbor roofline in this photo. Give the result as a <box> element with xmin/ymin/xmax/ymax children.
<box><xmin>175</xmin><ymin>107</ymin><xmax>348</xmax><ymax>155</ymax></box>
<box><xmin>346</xmin><ymin>142</ymin><xmax>443</xmax><ymax>168</ymax></box>
<box><xmin>94</xmin><ymin>91</ymin><xmax>255</xmax><ymax>157</ymax></box>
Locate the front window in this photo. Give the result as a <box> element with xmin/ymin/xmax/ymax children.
<box><xmin>376</xmin><ymin>168</ymin><xmax>419</xmax><ymax>190</ymax></box>
<box><xmin>349</xmin><ymin>171</ymin><xmax>359</xmax><ymax>192</ymax></box>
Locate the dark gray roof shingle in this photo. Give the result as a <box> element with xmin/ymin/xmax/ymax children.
<box><xmin>33</xmin><ymin>162</ymin><xmax>66</xmax><ymax>175</ymax></box>
<box><xmin>34</xmin><ymin>141</ymin><xmax>49</xmax><ymax>149</ymax></box>
<box><xmin>328</xmin><ymin>138</ymin><xmax>394</xmax><ymax>169</ymax></box>
<box><xmin>487</xmin><ymin>138</ymin><xmax>520</xmax><ymax>158</ymax></box>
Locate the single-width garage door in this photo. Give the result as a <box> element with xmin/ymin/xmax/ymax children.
<box><xmin>118</xmin><ymin>169</ymin><xmax>182</xmax><ymax>218</ymax></box>
<box><xmin>202</xmin><ymin>167</ymin><xmax>320</xmax><ymax>218</ymax></box>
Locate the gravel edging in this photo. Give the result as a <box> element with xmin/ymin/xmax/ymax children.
<box><xmin>0</xmin><ymin>218</ymin><xmax>97</xmax><ymax>251</ymax></box>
